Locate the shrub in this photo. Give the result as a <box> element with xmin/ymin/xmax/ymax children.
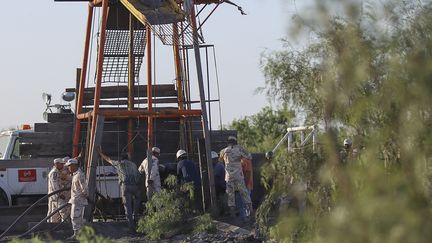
<box><xmin>137</xmin><ymin>175</ymin><xmax>195</xmax><ymax>240</ymax></box>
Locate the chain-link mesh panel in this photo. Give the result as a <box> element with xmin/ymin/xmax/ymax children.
<box><xmin>101</xmin><ymin>29</ymin><xmax>146</xmax><ymax>83</ymax></box>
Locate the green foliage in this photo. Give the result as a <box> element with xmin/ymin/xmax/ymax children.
<box><xmin>229</xmin><ymin>106</ymin><xmax>295</xmax><ymax>152</ymax></box>
<box><xmin>76</xmin><ymin>226</ymin><xmax>113</xmax><ymax>243</ymax></box>
<box><xmin>193</xmin><ymin>213</ymin><xmax>217</xmax><ymax>234</ymax></box>
<box><xmin>256</xmin><ymin>149</ymin><xmax>328</xmax><ymax>239</ymax></box>
<box><xmin>137</xmin><ymin>175</ymin><xmax>194</xmax><ymax>240</ymax></box>
<box><xmin>257</xmin><ymin>1</ymin><xmax>432</xmax><ymax>242</ymax></box>
<box><xmin>9</xmin><ymin>236</ymin><xmax>59</xmax><ymax>243</ymax></box>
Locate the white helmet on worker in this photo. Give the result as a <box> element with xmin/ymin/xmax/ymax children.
<box><xmin>53</xmin><ymin>158</ymin><xmax>64</xmax><ymax>164</ymax></box>
<box><xmin>176</xmin><ymin>149</ymin><xmax>187</xmax><ymax>159</ymax></box>
<box><xmin>65</xmin><ymin>158</ymin><xmax>78</xmax><ymax>167</ymax></box>
<box><xmin>227</xmin><ymin>136</ymin><xmax>237</xmax><ymax>141</ymax></box>
<box><xmin>152</xmin><ymin>147</ymin><xmax>161</xmax><ymax>154</ymax></box>
<box><xmin>211</xmin><ymin>151</ymin><xmax>219</xmax><ymax>159</ymax></box>
<box><xmin>343</xmin><ymin>138</ymin><xmax>352</xmax><ymax>146</ymax></box>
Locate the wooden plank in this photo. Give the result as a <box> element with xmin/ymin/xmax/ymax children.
<box><xmin>85</xmin><ymin>115</ymin><xmax>105</xmax><ymax>220</ymax></box>
<box><xmin>34</xmin><ymin>123</ymin><xmax>74</xmax><ymax>133</ymax></box>
<box><xmin>19</xmin><ymin>132</ymin><xmax>73</xmax><ymax>144</ymax></box>
<box><xmin>65</xmin><ymin>84</ymin><xmax>177</xmax><ymax>100</ymax></box>
<box><xmin>123</xmin><ymin>0</ymin><xmax>185</xmax><ymax>25</ymax></box>
<box><xmin>46</xmin><ymin>113</ymin><xmax>74</xmax><ymax>123</ymax></box>
<box><xmin>20</xmin><ymin>143</ymin><xmax>72</xmax><ymax>157</ymax></box>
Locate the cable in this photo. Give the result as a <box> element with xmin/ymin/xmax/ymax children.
<box><xmin>211</xmin><ymin>46</ymin><xmax>223</xmax><ymax>129</ymax></box>
<box><xmin>18</xmin><ymin>203</ymin><xmax>71</xmax><ymax>239</ymax></box>
<box><xmin>0</xmin><ymin>187</ymin><xmax>70</xmax><ymax>240</ymax></box>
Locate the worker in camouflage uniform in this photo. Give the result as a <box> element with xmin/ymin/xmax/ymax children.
<box><xmin>138</xmin><ymin>147</ymin><xmax>161</xmax><ymax>200</ymax></box>
<box><xmin>97</xmin><ymin>147</ymin><xmax>141</xmax><ymax>233</ymax></box>
<box><xmin>59</xmin><ymin>156</ymin><xmax>72</xmax><ymax>220</ymax></box>
<box><xmin>219</xmin><ymin>136</ymin><xmax>253</xmax><ymax>219</ymax></box>
<box><xmin>65</xmin><ymin>158</ymin><xmax>88</xmax><ymax>239</ymax></box>
<box><xmin>47</xmin><ymin>158</ymin><xmax>67</xmax><ymax>222</ymax></box>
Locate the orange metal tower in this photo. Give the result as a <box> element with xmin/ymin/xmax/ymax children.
<box><xmin>58</xmin><ymin>0</ymin><xmax>232</xmax><ymax>215</ymax></box>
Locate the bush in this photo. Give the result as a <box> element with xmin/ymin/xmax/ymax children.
<box><xmin>137</xmin><ymin>175</ymin><xmax>195</xmax><ymax>240</ymax></box>
<box><xmin>76</xmin><ymin>226</ymin><xmax>113</xmax><ymax>243</ymax></box>
<box><xmin>193</xmin><ymin>213</ymin><xmax>217</xmax><ymax>234</ymax></box>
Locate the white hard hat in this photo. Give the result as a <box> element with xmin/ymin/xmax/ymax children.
<box><xmin>152</xmin><ymin>147</ymin><xmax>161</xmax><ymax>154</ymax></box>
<box><xmin>211</xmin><ymin>151</ymin><xmax>219</xmax><ymax>159</ymax></box>
<box><xmin>227</xmin><ymin>136</ymin><xmax>237</xmax><ymax>141</ymax></box>
<box><xmin>54</xmin><ymin>158</ymin><xmax>64</xmax><ymax>164</ymax></box>
<box><xmin>65</xmin><ymin>158</ymin><xmax>78</xmax><ymax>167</ymax></box>
<box><xmin>343</xmin><ymin>138</ymin><xmax>352</xmax><ymax>146</ymax></box>
<box><xmin>176</xmin><ymin>149</ymin><xmax>187</xmax><ymax>159</ymax></box>
<box><xmin>62</xmin><ymin>156</ymin><xmax>70</xmax><ymax>163</ymax></box>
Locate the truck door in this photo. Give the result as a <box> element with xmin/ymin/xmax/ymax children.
<box><xmin>6</xmin><ymin>137</ymin><xmax>49</xmax><ymax>195</ymax></box>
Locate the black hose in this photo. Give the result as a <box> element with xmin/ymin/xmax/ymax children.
<box><xmin>18</xmin><ymin>203</ymin><xmax>70</xmax><ymax>238</ymax></box>
<box><xmin>0</xmin><ymin>187</ymin><xmax>70</xmax><ymax>240</ymax></box>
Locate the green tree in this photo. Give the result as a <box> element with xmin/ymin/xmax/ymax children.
<box><xmin>257</xmin><ymin>1</ymin><xmax>432</xmax><ymax>242</ymax></box>
<box><xmin>229</xmin><ymin>106</ymin><xmax>295</xmax><ymax>153</ymax></box>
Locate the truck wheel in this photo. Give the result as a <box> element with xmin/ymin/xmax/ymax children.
<box><xmin>0</xmin><ymin>189</ymin><xmax>9</xmax><ymax>206</ymax></box>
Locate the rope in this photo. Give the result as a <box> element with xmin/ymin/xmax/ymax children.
<box><xmin>212</xmin><ymin>46</ymin><xmax>223</xmax><ymax>129</ymax></box>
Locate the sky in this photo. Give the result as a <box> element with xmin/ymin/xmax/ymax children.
<box><xmin>0</xmin><ymin>0</ymin><xmax>310</xmax><ymax>130</ymax></box>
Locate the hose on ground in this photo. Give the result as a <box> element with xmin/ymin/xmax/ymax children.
<box><xmin>18</xmin><ymin>203</ymin><xmax>71</xmax><ymax>238</ymax></box>
<box><xmin>0</xmin><ymin>187</ymin><xmax>70</xmax><ymax>240</ymax></box>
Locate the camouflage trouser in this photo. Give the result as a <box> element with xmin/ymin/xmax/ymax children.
<box><xmin>59</xmin><ymin>198</ymin><xmax>70</xmax><ymax>221</ymax></box>
<box><xmin>47</xmin><ymin>198</ymin><xmax>62</xmax><ymax>223</ymax></box>
<box><xmin>226</xmin><ymin>179</ymin><xmax>251</xmax><ymax>207</ymax></box>
<box><xmin>71</xmin><ymin>204</ymin><xmax>86</xmax><ymax>231</ymax></box>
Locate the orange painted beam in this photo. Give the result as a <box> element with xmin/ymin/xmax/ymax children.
<box><xmin>72</xmin><ymin>5</ymin><xmax>94</xmax><ymax>157</ymax></box>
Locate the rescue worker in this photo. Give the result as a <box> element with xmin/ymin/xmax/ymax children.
<box><xmin>236</xmin><ymin>157</ymin><xmax>254</xmax><ymax>220</ymax></box>
<box><xmin>138</xmin><ymin>147</ymin><xmax>161</xmax><ymax>200</ymax></box>
<box><xmin>97</xmin><ymin>147</ymin><xmax>141</xmax><ymax>233</ymax></box>
<box><xmin>59</xmin><ymin>156</ymin><xmax>72</xmax><ymax>220</ymax></box>
<box><xmin>176</xmin><ymin>149</ymin><xmax>202</xmax><ymax>211</ymax></box>
<box><xmin>219</xmin><ymin>136</ymin><xmax>253</xmax><ymax>219</ymax></box>
<box><xmin>212</xmin><ymin>151</ymin><xmax>227</xmax><ymax>215</ymax></box>
<box><xmin>212</xmin><ymin>151</ymin><xmax>225</xmax><ymax>196</ymax></box>
<box><xmin>47</xmin><ymin>158</ymin><xmax>67</xmax><ymax>223</ymax></box>
<box><xmin>65</xmin><ymin>158</ymin><xmax>88</xmax><ymax>239</ymax></box>
<box><xmin>176</xmin><ymin>149</ymin><xmax>201</xmax><ymax>187</ymax></box>
<box><xmin>340</xmin><ymin>138</ymin><xmax>358</xmax><ymax>164</ymax></box>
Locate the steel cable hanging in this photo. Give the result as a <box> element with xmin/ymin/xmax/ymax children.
<box><xmin>211</xmin><ymin>46</ymin><xmax>223</xmax><ymax>129</ymax></box>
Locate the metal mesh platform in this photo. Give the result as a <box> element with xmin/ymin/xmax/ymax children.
<box><xmin>120</xmin><ymin>0</ymin><xmax>203</xmax><ymax>46</ymax></box>
<box><xmin>150</xmin><ymin>21</ymin><xmax>199</xmax><ymax>46</ymax></box>
<box><xmin>102</xmin><ymin>29</ymin><xmax>146</xmax><ymax>83</ymax></box>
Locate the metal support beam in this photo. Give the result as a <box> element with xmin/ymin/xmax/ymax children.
<box><xmin>173</xmin><ymin>22</ymin><xmax>187</xmax><ymax>150</ymax></box>
<box><xmin>87</xmin><ymin>0</ymin><xmax>109</xmax><ymax>185</ymax></box>
<box><xmin>73</xmin><ymin>5</ymin><xmax>94</xmax><ymax>157</ymax></box>
<box><xmin>127</xmin><ymin>13</ymin><xmax>135</xmax><ymax>155</ymax></box>
<box><xmin>146</xmin><ymin>25</ymin><xmax>154</xmax><ymax>174</ymax></box>
<box><xmin>76</xmin><ymin>109</ymin><xmax>203</xmax><ymax>120</ymax></box>
<box><xmin>84</xmin><ymin>115</ymin><xmax>104</xmax><ymax>221</ymax></box>
<box><xmin>190</xmin><ymin>4</ymin><xmax>217</xmax><ymax>213</ymax></box>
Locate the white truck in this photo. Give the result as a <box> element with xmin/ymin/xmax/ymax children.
<box><xmin>0</xmin><ymin>127</ymin><xmax>120</xmax><ymax>207</ymax></box>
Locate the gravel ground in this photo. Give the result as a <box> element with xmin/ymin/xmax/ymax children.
<box><xmin>3</xmin><ymin>217</ymin><xmax>264</xmax><ymax>242</ymax></box>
